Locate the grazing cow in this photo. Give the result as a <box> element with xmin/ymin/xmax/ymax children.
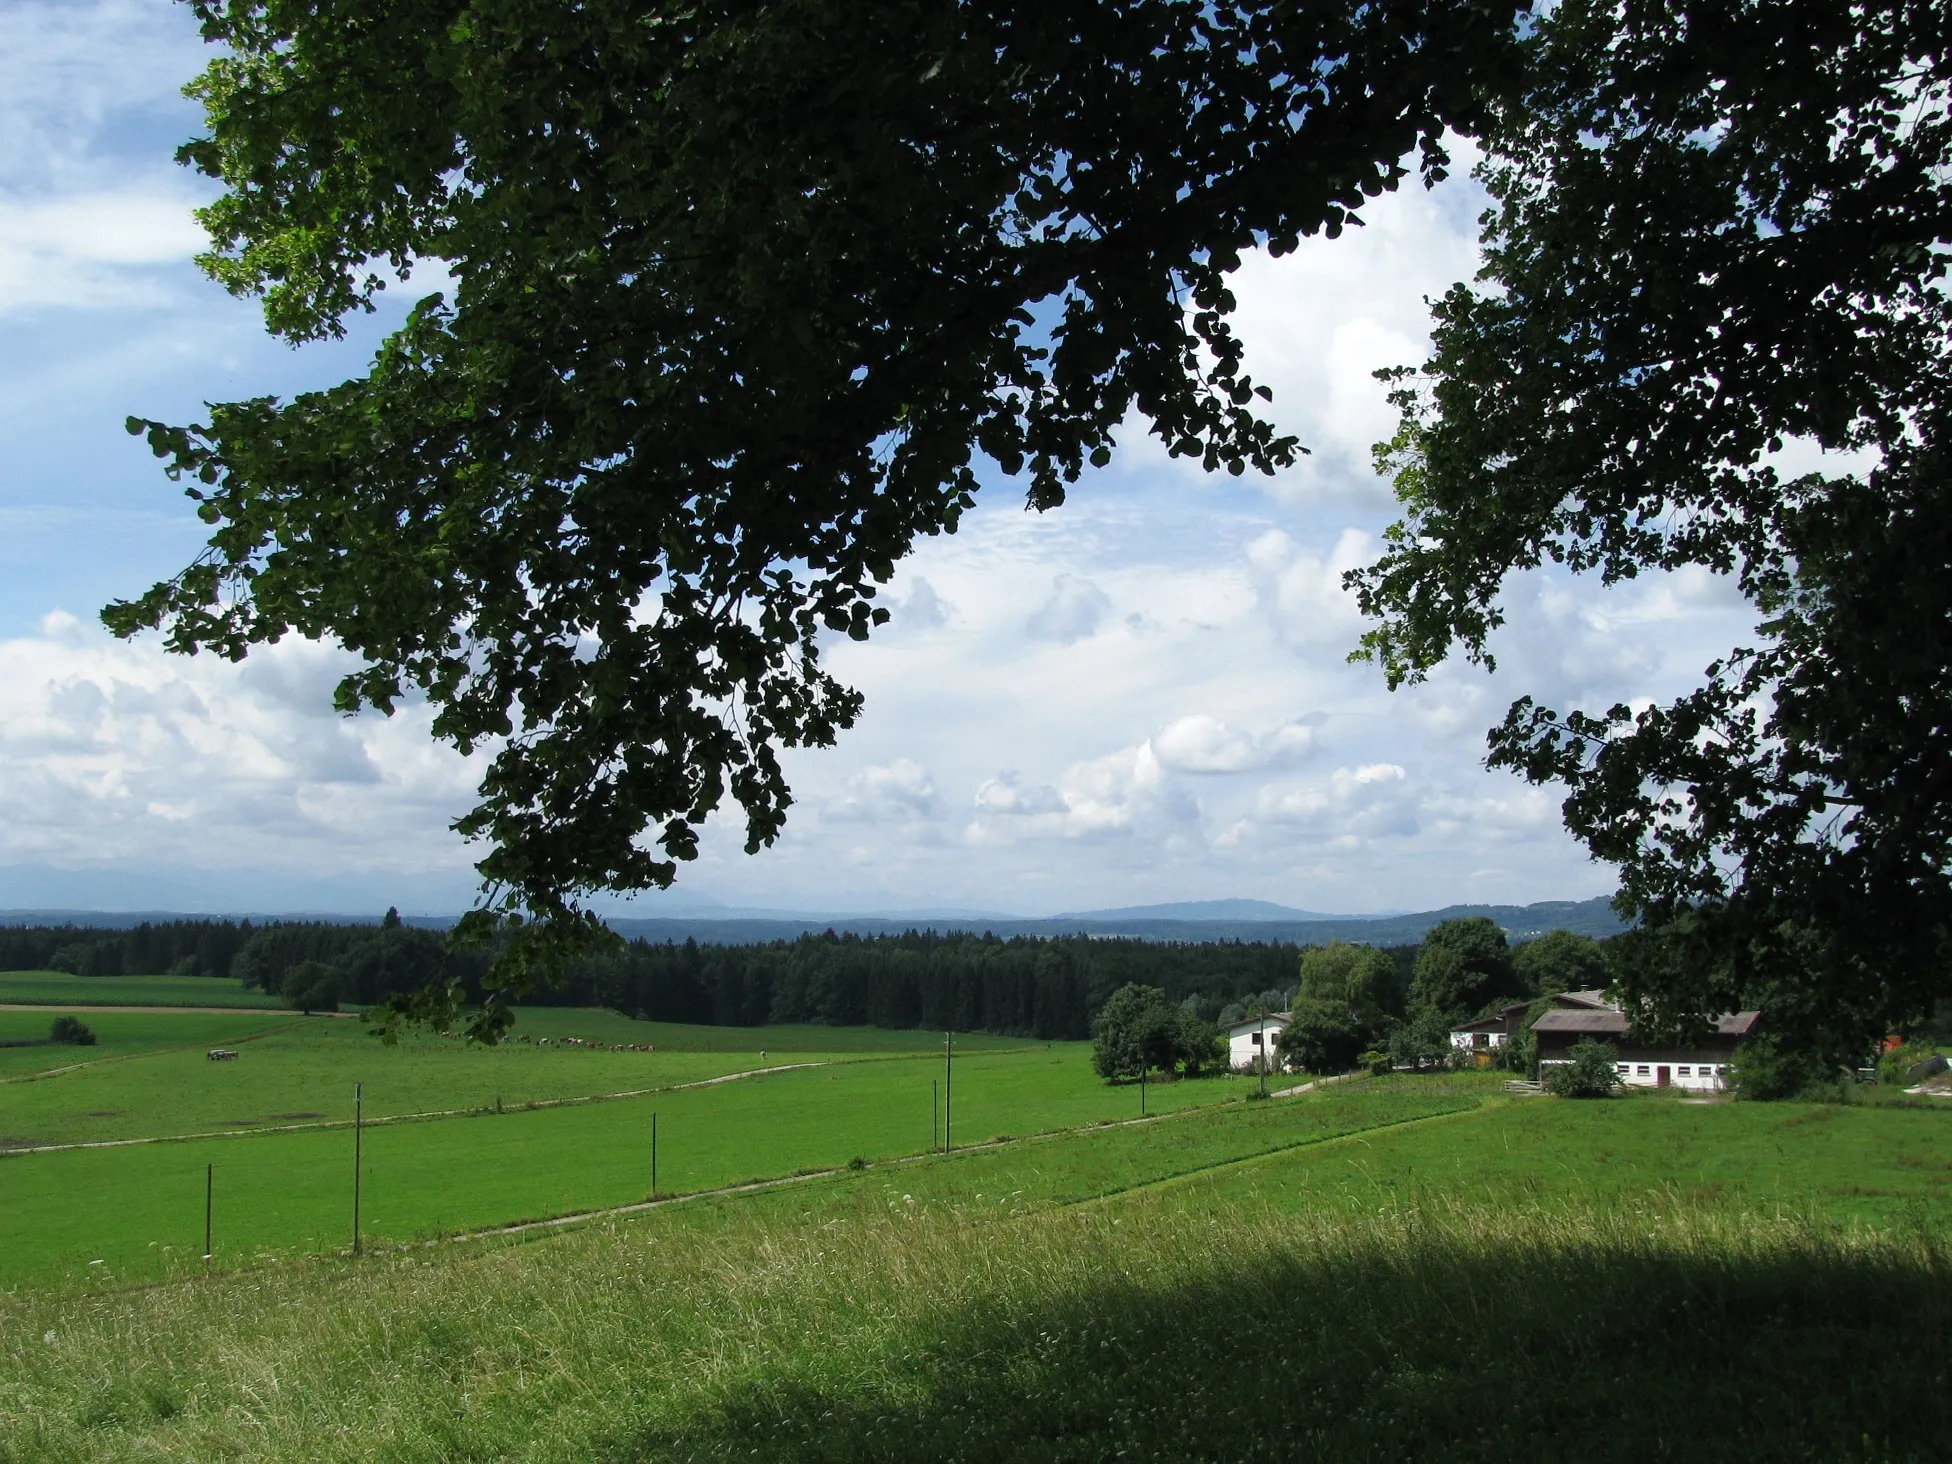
<box><xmin>207</xmin><ymin>1049</ymin><xmax>238</xmax><ymax>1061</ymax></box>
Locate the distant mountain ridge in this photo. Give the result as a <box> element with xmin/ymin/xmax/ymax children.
<box><xmin>1052</xmin><ymin>898</ymin><xmax>1389</xmax><ymax>922</ymax></box>
<box><xmin>0</xmin><ymin>895</ymin><xmax>1627</xmax><ymax>945</ymax></box>
<box><xmin>599</xmin><ymin>895</ymin><xmax>1625</xmax><ymax>947</ymax></box>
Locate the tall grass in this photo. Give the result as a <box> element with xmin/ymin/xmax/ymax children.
<box><xmin>2</xmin><ymin>1183</ymin><xmax>1944</xmax><ymax>1461</ymax></box>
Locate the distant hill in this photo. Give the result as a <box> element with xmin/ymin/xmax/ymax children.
<box><xmin>1052</xmin><ymin>898</ymin><xmax>1362</xmax><ymax>922</ymax></box>
<box><xmin>0</xmin><ymin>894</ymin><xmax>1627</xmax><ymax>946</ymax></box>
<box><xmin>603</xmin><ymin>895</ymin><xmax>1626</xmax><ymax>947</ymax></box>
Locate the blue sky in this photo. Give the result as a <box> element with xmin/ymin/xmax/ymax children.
<box><xmin>0</xmin><ymin>0</ymin><xmax>1761</xmax><ymax>917</ymax></box>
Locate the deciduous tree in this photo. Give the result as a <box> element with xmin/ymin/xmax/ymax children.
<box><xmin>1354</xmin><ymin>0</ymin><xmax>1952</xmax><ymax>1060</ymax></box>
<box><xmin>119</xmin><ymin>0</ymin><xmax>1522</xmax><ymax>1028</ymax></box>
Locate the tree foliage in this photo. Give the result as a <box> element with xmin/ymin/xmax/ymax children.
<box><xmin>1275</xmin><ymin>997</ymin><xmax>1365</xmax><ymax>1075</ymax></box>
<box><xmin>1296</xmin><ymin>941</ymin><xmax>1401</xmax><ymax>1016</ymax></box>
<box><xmin>113</xmin><ymin>0</ymin><xmax>1523</xmax><ymax>1020</ymax></box>
<box><xmin>1354</xmin><ymin>0</ymin><xmax>1952</xmax><ymax>1059</ymax></box>
<box><xmin>1408</xmin><ymin>917</ymin><xmax>1517</xmax><ymax>1020</ymax></box>
<box><xmin>1512</xmin><ymin>930</ymin><xmax>1607</xmax><ymax>998</ymax></box>
<box><xmin>48</xmin><ymin>1016</ymin><xmax>96</xmax><ymax>1047</ymax></box>
<box><xmin>1091</xmin><ymin>982</ymin><xmax>1220</xmax><ymax>1080</ymax></box>
<box><xmin>1543</xmin><ymin>1039</ymin><xmax>1618</xmax><ymax>1099</ymax></box>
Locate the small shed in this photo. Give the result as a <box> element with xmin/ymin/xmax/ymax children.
<box><xmin>1224</xmin><ymin>1013</ymin><xmax>1290</xmax><ymax>1074</ymax></box>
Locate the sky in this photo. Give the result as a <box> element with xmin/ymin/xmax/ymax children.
<box><xmin>0</xmin><ymin>0</ymin><xmax>1761</xmax><ymax>918</ymax></box>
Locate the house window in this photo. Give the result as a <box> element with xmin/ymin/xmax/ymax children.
<box><xmin>1677</xmin><ymin>1066</ymin><xmax>1691</xmax><ymax>1076</ymax></box>
<box><xmin>1636</xmin><ymin>1065</ymin><xmax>1650</xmax><ymax>1075</ymax></box>
<box><xmin>1616</xmin><ymin>1064</ymin><xmax>1628</xmax><ymax>1074</ymax></box>
<box><xmin>1250</xmin><ymin>1032</ymin><xmax>1262</xmax><ymax>1045</ymax></box>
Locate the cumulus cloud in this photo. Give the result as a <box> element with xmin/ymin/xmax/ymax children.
<box><xmin>824</xmin><ymin>758</ymin><xmax>939</xmax><ymax>823</ymax></box>
<box><xmin>0</xmin><ymin>616</ymin><xmax>483</xmax><ymax>877</ymax></box>
<box><xmin>973</xmin><ymin>770</ymin><xmax>1067</xmax><ymax>817</ymax></box>
<box><xmin>1256</xmin><ymin>763</ymin><xmax>1420</xmax><ymax>843</ymax></box>
<box><xmin>967</xmin><ymin>743</ymin><xmax>1198</xmax><ymax>845</ymax></box>
<box><xmin>889</xmin><ymin>576</ymin><xmax>952</xmax><ymax>632</ymax></box>
<box><xmin>1224</xmin><ymin>150</ymin><xmax>1486</xmax><ymax>504</ymax></box>
<box><xmin>1151</xmin><ymin>712</ymin><xmax>1324</xmax><ymax>774</ymax></box>
<box><xmin>1246</xmin><ymin>527</ymin><xmax>1375</xmax><ymax>649</ymax></box>
<box><xmin>1024</xmin><ymin>574</ymin><xmax>1113</xmax><ymax>644</ymax></box>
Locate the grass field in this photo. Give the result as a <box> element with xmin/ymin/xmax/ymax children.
<box><xmin>1176</xmin><ymin>1086</ymin><xmax>1952</xmax><ymax>1225</ymax></box>
<box><xmin>0</xmin><ymin>1079</ymin><xmax>1946</xmax><ymax>1461</ymax></box>
<box><xmin>0</xmin><ymin>971</ymin><xmax>289</xmax><ymax>1009</ymax></box>
<box><xmin>0</xmin><ymin>1010</ymin><xmax>295</xmax><ymax>1078</ymax></box>
<box><xmin>4</xmin><ymin>1003</ymin><xmax>1948</xmax><ymax>1460</ymax></box>
<box><xmin>0</xmin><ymin>1009</ymin><xmax>1289</xmax><ymax>1288</ymax></box>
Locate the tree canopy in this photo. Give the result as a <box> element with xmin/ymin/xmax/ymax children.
<box><xmin>1408</xmin><ymin>916</ymin><xmax>1517</xmax><ymax>1020</ymax></box>
<box><xmin>1354</xmin><ymin>0</ymin><xmax>1952</xmax><ymax>1059</ymax></box>
<box><xmin>115</xmin><ymin>0</ymin><xmax>1951</xmax><ymax>1054</ymax></box>
<box><xmin>117</xmin><ymin>0</ymin><xmax>1521</xmax><ymax>1016</ymax></box>
<box><xmin>1296</xmin><ymin>941</ymin><xmax>1400</xmax><ymax>1016</ymax></box>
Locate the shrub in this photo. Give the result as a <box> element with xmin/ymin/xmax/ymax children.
<box><xmin>1729</xmin><ymin>1035</ymin><xmax>1830</xmax><ymax>1101</ymax></box>
<box><xmin>1357</xmin><ymin>1049</ymin><xmax>1391</xmax><ymax>1076</ymax></box>
<box><xmin>281</xmin><ymin>960</ymin><xmax>343</xmax><ymax>1014</ymax></box>
<box><xmin>1385</xmin><ymin>1009</ymin><xmax>1452</xmax><ymax>1071</ymax></box>
<box><xmin>48</xmin><ymin>1015</ymin><xmax>96</xmax><ymax>1046</ymax></box>
<box><xmin>1275</xmin><ymin>999</ymin><xmax>1365</xmax><ymax>1075</ymax></box>
<box><xmin>1544</xmin><ymin>1039</ymin><xmax>1619</xmax><ymax>1098</ymax></box>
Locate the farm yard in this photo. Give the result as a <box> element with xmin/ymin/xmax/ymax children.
<box><xmin>1</xmin><ymin>982</ymin><xmax>1948</xmax><ymax>1459</ymax></box>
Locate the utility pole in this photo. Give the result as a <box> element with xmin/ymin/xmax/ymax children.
<box><xmin>204</xmin><ymin>1163</ymin><xmax>213</xmax><ymax>1261</ymax></box>
<box><xmin>352</xmin><ymin>1082</ymin><xmax>363</xmax><ymax>1256</ymax></box>
<box><xmin>932</xmin><ymin>1078</ymin><xmax>939</xmax><ymax>1152</ymax></box>
<box><xmin>943</xmin><ymin>1031</ymin><xmax>953</xmax><ymax>1153</ymax></box>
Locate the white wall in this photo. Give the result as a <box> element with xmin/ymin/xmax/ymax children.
<box><xmin>1540</xmin><ymin>1058</ymin><xmax>1730</xmax><ymax>1091</ymax></box>
<box><xmin>1228</xmin><ymin>1022</ymin><xmax>1286</xmax><ymax>1073</ymax></box>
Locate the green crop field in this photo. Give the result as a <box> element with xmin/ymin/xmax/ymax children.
<box><xmin>0</xmin><ymin>1008</ymin><xmax>1289</xmax><ymax>1289</ymax></box>
<box><xmin>1171</xmin><ymin>1085</ymin><xmax>1952</xmax><ymax>1225</ymax></box>
<box><xmin>0</xmin><ymin>1010</ymin><xmax>295</xmax><ymax>1078</ymax></box>
<box><xmin>1</xmin><ymin>1077</ymin><xmax>1947</xmax><ymax>1462</ymax></box>
<box><xmin>0</xmin><ymin>972</ymin><xmax>287</xmax><ymax>1010</ymax></box>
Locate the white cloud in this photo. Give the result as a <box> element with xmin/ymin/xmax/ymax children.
<box><xmin>0</xmin><ymin>617</ymin><xmax>484</xmax><ymax>877</ymax></box>
<box><xmin>1024</xmin><ymin>573</ymin><xmax>1113</xmax><ymax>644</ymax></box>
<box><xmin>1151</xmin><ymin>712</ymin><xmax>1323</xmax><ymax>774</ymax></box>
<box><xmin>1247</xmin><ymin>526</ymin><xmax>1375</xmax><ymax>649</ymax></box>
<box><xmin>890</xmin><ymin>576</ymin><xmax>952</xmax><ymax>631</ymax></box>
<box><xmin>973</xmin><ymin>770</ymin><xmax>1066</xmax><ymax>817</ymax></box>
<box><xmin>1256</xmin><ymin>763</ymin><xmax>1418</xmax><ymax>843</ymax></box>
<box><xmin>1221</xmin><ymin>150</ymin><xmax>1487</xmax><ymax>505</ymax></box>
<box><xmin>825</xmin><ymin>758</ymin><xmax>939</xmax><ymax>823</ymax></box>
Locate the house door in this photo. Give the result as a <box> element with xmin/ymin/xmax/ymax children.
<box><xmin>1656</xmin><ymin>1065</ymin><xmax>1670</xmax><ymax>1089</ymax></box>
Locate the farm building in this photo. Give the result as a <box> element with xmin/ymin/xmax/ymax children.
<box><xmin>1533</xmin><ymin>1001</ymin><xmax>1761</xmax><ymax>1091</ymax></box>
<box><xmin>1449</xmin><ymin>1001</ymin><xmax>1532</xmax><ymax>1058</ymax></box>
<box><xmin>1225</xmin><ymin>1013</ymin><xmax>1289</xmax><ymax>1074</ymax></box>
<box><xmin>1449</xmin><ymin>990</ymin><xmax>1614</xmax><ymax>1062</ymax></box>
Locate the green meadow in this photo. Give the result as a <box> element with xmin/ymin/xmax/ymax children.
<box><xmin>0</xmin><ymin>1008</ymin><xmax>1284</xmax><ymax>1289</ymax></box>
<box><xmin>0</xmin><ymin>972</ymin><xmax>287</xmax><ymax>1010</ymax></box>
<box><xmin>2</xmin><ymin>1004</ymin><xmax>1947</xmax><ymax>1460</ymax></box>
<box><xmin>1</xmin><ymin>1072</ymin><xmax>1948</xmax><ymax>1461</ymax></box>
<box><xmin>0</xmin><ymin>1009</ymin><xmax>294</xmax><ymax>1078</ymax></box>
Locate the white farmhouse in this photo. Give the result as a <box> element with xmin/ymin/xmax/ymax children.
<box><xmin>1224</xmin><ymin>1012</ymin><xmax>1290</xmax><ymax>1074</ymax></box>
<box><xmin>1532</xmin><ymin>1001</ymin><xmax>1761</xmax><ymax>1091</ymax></box>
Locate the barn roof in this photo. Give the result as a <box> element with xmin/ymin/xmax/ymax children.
<box><xmin>1531</xmin><ymin>1008</ymin><xmax>1762</xmax><ymax>1037</ymax></box>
